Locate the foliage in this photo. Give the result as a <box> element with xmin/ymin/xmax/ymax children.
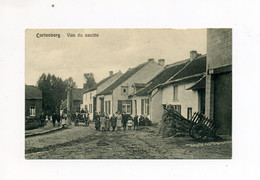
<box><xmin>83</xmin><ymin>73</ymin><xmax>96</xmax><ymax>89</ymax></box>
<box><xmin>25</xmin><ymin>117</ymin><xmax>44</xmax><ymax>130</ymax></box>
<box><xmin>37</xmin><ymin>73</ymin><xmax>77</xmax><ymax>114</ymax></box>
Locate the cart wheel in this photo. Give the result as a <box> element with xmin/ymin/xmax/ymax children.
<box><xmin>189</xmin><ymin>124</ymin><xmax>209</xmax><ymax>141</ymax></box>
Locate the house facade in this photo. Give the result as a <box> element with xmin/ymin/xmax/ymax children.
<box><xmin>205</xmin><ymin>28</ymin><xmax>232</xmax><ymax>135</ymax></box>
<box><xmin>130</xmin><ymin>59</ymin><xmax>190</xmax><ymax>123</ymax></box>
<box><xmin>82</xmin><ymin>71</ymin><xmax>122</xmax><ymax>120</ymax></box>
<box><xmin>159</xmin><ymin>52</ymin><xmax>206</xmax><ymax>120</ymax></box>
<box><xmin>96</xmin><ymin>59</ymin><xmax>164</xmax><ymax>116</ymax></box>
<box><xmin>25</xmin><ymin>85</ymin><xmax>43</xmax><ymax>118</ymax></box>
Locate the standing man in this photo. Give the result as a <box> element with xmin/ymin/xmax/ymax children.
<box><xmin>122</xmin><ymin>112</ymin><xmax>128</xmax><ymax>131</ymax></box>
<box><xmin>133</xmin><ymin>114</ymin><xmax>139</xmax><ymax>130</ymax></box>
<box><xmin>40</xmin><ymin>112</ymin><xmax>46</xmax><ymax>127</ymax></box>
<box><xmin>111</xmin><ymin>114</ymin><xmax>117</xmax><ymax>131</ymax></box>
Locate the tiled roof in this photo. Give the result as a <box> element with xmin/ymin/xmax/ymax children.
<box><xmin>71</xmin><ymin>88</ymin><xmax>85</xmax><ymax>101</ymax></box>
<box><xmin>132</xmin><ymin>83</ymin><xmax>146</xmax><ymax>88</ymax></box>
<box><xmin>133</xmin><ymin>59</ymin><xmax>190</xmax><ymax>96</ymax></box>
<box><xmin>167</xmin><ymin>55</ymin><xmax>206</xmax><ymax>82</ymax></box>
<box><xmin>25</xmin><ymin>85</ymin><xmax>42</xmax><ymax>100</ymax></box>
<box><xmin>83</xmin><ymin>72</ymin><xmax>121</xmax><ymax>94</ymax></box>
<box><xmin>97</xmin><ymin>62</ymin><xmax>148</xmax><ymax>95</ymax></box>
<box><xmin>186</xmin><ymin>76</ymin><xmax>206</xmax><ymax>90</ymax></box>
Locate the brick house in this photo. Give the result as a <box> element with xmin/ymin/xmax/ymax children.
<box><xmin>96</xmin><ymin>59</ymin><xmax>164</xmax><ymax>115</ymax></box>
<box><xmin>25</xmin><ymin>85</ymin><xmax>43</xmax><ymax>118</ymax></box>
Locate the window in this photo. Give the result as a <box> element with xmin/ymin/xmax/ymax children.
<box><xmin>121</xmin><ymin>86</ymin><xmax>128</xmax><ymax>96</ymax></box>
<box><xmin>187</xmin><ymin>108</ymin><xmax>192</xmax><ymax>120</ymax></box>
<box><xmin>30</xmin><ymin>106</ymin><xmax>36</xmax><ymax>116</ymax></box>
<box><xmin>122</xmin><ymin>100</ymin><xmax>131</xmax><ymax>114</ymax></box>
<box><xmin>173</xmin><ymin>105</ymin><xmax>181</xmax><ymax>114</ymax></box>
<box><xmin>173</xmin><ymin>85</ymin><xmax>178</xmax><ymax>100</ymax></box>
<box><xmin>90</xmin><ymin>92</ymin><xmax>92</xmax><ymax>100</ymax></box>
<box><xmin>105</xmin><ymin>101</ymin><xmax>111</xmax><ymax>115</ymax></box>
<box><xmin>141</xmin><ymin>99</ymin><xmax>149</xmax><ymax>115</ymax></box>
<box><xmin>89</xmin><ymin>104</ymin><xmax>92</xmax><ymax>113</ymax></box>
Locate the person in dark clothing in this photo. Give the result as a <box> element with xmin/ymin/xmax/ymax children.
<box><xmin>133</xmin><ymin>115</ymin><xmax>139</xmax><ymax>130</ymax></box>
<box><xmin>40</xmin><ymin>113</ymin><xmax>46</xmax><ymax>127</ymax></box>
<box><xmin>122</xmin><ymin>112</ymin><xmax>128</xmax><ymax>131</ymax></box>
<box><xmin>95</xmin><ymin>114</ymin><xmax>101</xmax><ymax>131</ymax></box>
<box><xmin>56</xmin><ymin>114</ymin><xmax>61</xmax><ymax>126</ymax></box>
<box><xmin>52</xmin><ymin>113</ymin><xmax>56</xmax><ymax>127</ymax></box>
<box><xmin>111</xmin><ymin>114</ymin><xmax>117</xmax><ymax>131</ymax></box>
<box><xmin>139</xmin><ymin>115</ymin><xmax>144</xmax><ymax>126</ymax></box>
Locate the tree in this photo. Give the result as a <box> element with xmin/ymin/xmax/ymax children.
<box><xmin>37</xmin><ymin>73</ymin><xmax>76</xmax><ymax>114</ymax></box>
<box><xmin>64</xmin><ymin>77</ymin><xmax>77</xmax><ymax>89</ymax></box>
<box><xmin>83</xmin><ymin>73</ymin><xmax>96</xmax><ymax>89</ymax></box>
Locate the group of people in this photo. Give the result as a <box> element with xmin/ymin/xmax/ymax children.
<box><xmin>39</xmin><ymin>112</ymin><xmax>68</xmax><ymax>127</ymax></box>
<box><xmin>94</xmin><ymin>111</ymin><xmax>150</xmax><ymax>131</ymax></box>
<box><xmin>73</xmin><ymin>112</ymin><xmax>90</xmax><ymax>126</ymax></box>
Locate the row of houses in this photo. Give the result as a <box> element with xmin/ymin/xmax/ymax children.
<box><xmin>83</xmin><ymin>51</ymin><xmax>205</xmax><ymax>122</ymax></box>
<box><xmin>25</xmin><ymin>29</ymin><xmax>231</xmax><ymax>135</ymax></box>
<box><xmin>82</xmin><ymin>29</ymin><xmax>232</xmax><ymax>135</ymax></box>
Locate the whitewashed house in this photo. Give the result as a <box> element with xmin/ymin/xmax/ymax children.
<box><xmin>82</xmin><ymin>71</ymin><xmax>122</xmax><ymax>120</ymax></box>
<box><xmin>159</xmin><ymin>51</ymin><xmax>206</xmax><ymax>120</ymax></box>
<box><xmin>129</xmin><ymin>59</ymin><xmax>189</xmax><ymax>123</ymax></box>
<box><xmin>96</xmin><ymin>59</ymin><xmax>164</xmax><ymax>115</ymax></box>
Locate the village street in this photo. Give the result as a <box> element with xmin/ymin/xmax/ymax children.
<box><xmin>25</xmin><ymin>123</ymin><xmax>232</xmax><ymax>159</ymax></box>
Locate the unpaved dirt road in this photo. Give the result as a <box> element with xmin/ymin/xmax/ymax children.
<box><xmin>25</xmin><ymin>124</ymin><xmax>232</xmax><ymax>159</ymax></box>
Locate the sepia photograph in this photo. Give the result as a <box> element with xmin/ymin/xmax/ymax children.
<box><xmin>25</xmin><ymin>28</ymin><xmax>232</xmax><ymax>159</ymax></box>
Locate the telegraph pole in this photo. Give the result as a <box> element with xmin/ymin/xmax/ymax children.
<box><xmin>66</xmin><ymin>87</ymin><xmax>72</xmax><ymax>126</ymax></box>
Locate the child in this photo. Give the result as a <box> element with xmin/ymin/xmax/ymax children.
<box><xmin>127</xmin><ymin>118</ymin><xmax>133</xmax><ymax>130</ymax></box>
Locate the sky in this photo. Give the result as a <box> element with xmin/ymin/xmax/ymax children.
<box><xmin>25</xmin><ymin>29</ymin><xmax>207</xmax><ymax>88</ymax></box>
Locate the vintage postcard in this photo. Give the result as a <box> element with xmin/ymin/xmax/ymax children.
<box><xmin>25</xmin><ymin>28</ymin><xmax>232</xmax><ymax>159</ymax></box>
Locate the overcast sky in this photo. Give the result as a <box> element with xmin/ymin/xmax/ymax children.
<box><xmin>25</xmin><ymin>29</ymin><xmax>207</xmax><ymax>88</ymax></box>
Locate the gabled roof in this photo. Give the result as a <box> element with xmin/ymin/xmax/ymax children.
<box><xmin>186</xmin><ymin>76</ymin><xmax>206</xmax><ymax>90</ymax></box>
<box><xmin>72</xmin><ymin>88</ymin><xmax>85</xmax><ymax>101</ymax></box>
<box><xmin>132</xmin><ymin>59</ymin><xmax>190</xmax><ymax>97</ymax></box>
<box><xmin>25</xmin><ymin>85</ymin><xmax>42</xmax><ymax>100</ymax></box>
<box><xmin>97</xmin><ymin>62</ymin><xmax>149</xmax><ymax>95</ymax></box>
<box><xmin>167</xmin><ymin>55</ymin><xmax>206</xmax><ymax>83</ymax></box>
<box><xmin>83</xmin><ymin>72</ymin><xmax>121</xmax><ymax>94</ymax></box>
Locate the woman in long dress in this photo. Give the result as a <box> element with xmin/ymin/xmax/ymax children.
<box><xmin>100</xmin><ymin>114</ymin><xmax>106</xmax><ymax>131</ymax></box>
<box><xmin>116</xmin><ymin>112</ymin><xmax>122</xmax><ymax>131</ymax></box>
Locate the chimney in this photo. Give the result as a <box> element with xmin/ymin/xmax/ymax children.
<box><xmin>148</xmin><ymin>58</ymin><xmax>154</xmax><ymax>62</ymax></box>
<box><xmin>190</xmin><ymin>50</ymin><xmax>198</xmax><ymax>61</ymax></box>
<box><xmin>158</xmin><ymin>59</ymin><xmax>165</xmax><ymax>66</ymax></box>
<box><xmin>109</xmin><ymin>71</ymin><xmax>113</xmax><ymax>76</ymax></box>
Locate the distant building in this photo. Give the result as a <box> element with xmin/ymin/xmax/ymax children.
<box><xmin>96</xmin><ymin>59</ymin><xmax>164</xmax><ymax>115</ymax></box>
<box><xmin>205</xmin><ymin>28</ymin><xmax>232</xmax><ymax>135</ymax></box>
<box><xmin>82</xmin><ymin>71</ymin><xmax>122</xmax><ymax>120</ymax></box>
<box><xmin>60</xmin><ymin>88</ymin><xmax>85</xmax><ymax>114</ymax></box>
<box><xmin>25</xmin><ymin>85</ymin><xmax>43</xmax><ymax>118</ymax></box>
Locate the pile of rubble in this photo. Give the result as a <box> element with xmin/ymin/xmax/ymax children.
<box><xmin>159</xmin><ymin>105</ymin><xmax>191</xmax><ymax>138</ymax></box>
